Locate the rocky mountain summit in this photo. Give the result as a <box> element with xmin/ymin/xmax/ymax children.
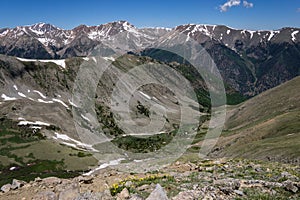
<box><xmin>0</xmin><ymin>158</ymin><xmax>299</xmax><ymax>199</ymax></box>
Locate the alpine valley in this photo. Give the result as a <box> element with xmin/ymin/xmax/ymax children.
<box><xmin>0</xmin><ymin>21</ymin><xmax>299</xmax><ymax>199</ymax></box>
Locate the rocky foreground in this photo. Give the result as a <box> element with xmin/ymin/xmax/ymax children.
<box><xmin>0</xmin><ymin>158</ymin><xmax>299</xmax><ymax>200</ymax></box>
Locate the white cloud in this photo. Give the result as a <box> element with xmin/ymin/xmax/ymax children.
<box><xmin>219</xmin><ymin>0</ymin><xmax>254</xmax><ymax>12</ymax></box>
<box><xmin>219</xmin><ymin>0</ymin><xmax>241</xmax><ymax>12</ymax></box>
<box><xmin>243</xmin><ymin>0</ymin><xmax>254</xmax><ymax>8</ymax></box>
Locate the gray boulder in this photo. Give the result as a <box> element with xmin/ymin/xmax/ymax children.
<box><xmin>11</xmin><ymin>179</ymin><xmax>26</xmax><ymax>190</ymax></box>
<box><xmin>117</xmin><ymin>187</ymin><xmax>130</xmax><ymax>200</ymax></box>
<box><xmin>1</xmin><ymin>184</ymin><xmax>11</xmax><ymax>193</ymax></box>
<box><xmin>146</xmin><ymin>184</ymin><xmax>168</xmax><ymax>200</ymax></box>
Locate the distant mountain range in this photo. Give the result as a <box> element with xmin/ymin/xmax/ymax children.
<box><xmin>0</xmin><ymin>21</ymin><xmax>299</xmax><ymax>59</ymax></box>
<box><xmin>0</xmin><ymin>21</ymin><xmax>299</xmax><ymax>97</ymax></box>
<box><xmin>0</xmin><ymin>21</ymin><xmax>169</xmax><ymax>59</ymax></box>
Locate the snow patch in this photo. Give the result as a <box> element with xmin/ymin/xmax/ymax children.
<box><xmin>52</xmin><ymin>98</ymin><xmax>69</xmax><ymax>108</ymax></box>
<box><xmin>30</xmin><ymin>126</ymin><xmax>42</xmax><ymax>129</ymax></box>
<box><xmin>29</xmin><ymin>27</ymin><xmax>45</xmax><ymax>35</ymax></box>
<box><xmin>139</xmin><ymin>91</ymin><xmax>151</xmax><ymax>100</ymax></box>
<box><xmin>122</xmin><ymin>21</ymin><xmax>140</xmax><ymax>36</ymax></box>
<box><xmin>83</xmin><ymin>158</ymin><xmax>125</xmax><ymax>176</ymax></box>
<box><xmin>54</xmin><ymin>132</ymin><xmax>73</xmax><ymax>141</ymax></box>
<box><xmin>227</xmin><ymin>30</ymin><xmax>231</xmax><ymax>35</ymax></box>
<box><xmin>81</xmin><ymin>114</ymin><xmax>91</xmax><ymax>122</ymax></box>
<box><xmin>18</xmin><ymin>120</ymin><xmax>50</xmax><ymax>126</ymax></box>
<box><xmin>37</xmin><ymin>38</ymin><xmax>56</xmax><ymax>46</ymax></box>
<box><xmin>33</xmin><ymin>90</ymin><xmax>47</xmax><ymax>99</ymax></box>
<box><xmin>17</xmin><ymin>57</ymin><xmax>66</xmax><ymax>69</ymax></box>
<box><xmin>18</xmin><ymin>92</ymin><xmax>26</xmax><ymax>98</ymax></box>
<box><xmin>267</xmin><ymin>31</ymin><xmax>279</xmax><ymax>41</ymax></box>
<box><xmin>13</xmin><ymin>85</ymin><xmax>18</xmax><ymax>90</ymax></box>
<box><xmin>185</xmin><ymin>34</ymin><xmax>190</xmax><ymax>41</ymax></box>
<box><xmin>247</xmin><ymin>30</ymin><xmax>255</xmax><ymax>39</ymax></box>
<box><xmin>37</xmin><ymin>99</ymin><xmax>53</xmax><ymax>103</ymax></box>
<box><xmin>220</xmin><ymin>33</ymin><xmax>223</xmax><ymax>40</ymax></box>
<box><xmin>68</xmin><ymin>99</ymin><xmax>78</xmax><ymax>107</ymax></box>
<box><xmin>9</xmin><ymin>167</ymin><xmax>17</xmax><ymax>171</ymax></box>
<box><xmin>61</xmin><ymin>142</ymin><xmax>77</xmax><ymax>149</ymax></box>
<box><xmin>103</xmin><ymin>56</ymin><xmax>115</xmax><ymax>62</ymax></box>
<box><xmin>1</xmin><ymin>94</ymin><xmax>17</xmax><ymax>101</ymax></box>
<box><xmin>0</xmin><ymin>29</ymin><xmax>9</xmax><ymax>37</ymax></box>
<box><xmin>291</xmin><ymin>30</ymin><xmax>299</xmax><ymax>42</ymax></box>
<box><xmin>53</xmin><ymin>132</ymin><xmax>98</xmax><ymax>152</ymax></box>
<box><xmin>191</xmin><ymin>24</ymin><xmax>212</xmax><ymax>38</ymax></box>
<box><xmin>268</xmin><ymin>31</ymin><xmax>275</xmax><ymax>41</ymax></box>
<box><xmin>133</xmin><ymin>158</ymin><xmax>153</xmax><ymax>163</ymax></box>
<box><xmin>212</xmin><ymin>25</ymin><xmax>216</xmax><ymax>31</ymax></box>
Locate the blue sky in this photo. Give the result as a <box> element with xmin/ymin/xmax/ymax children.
<box><xmin>1</xmin><ymin>0</ymin><xmax>299</xmax><ymax>30</ymax></box>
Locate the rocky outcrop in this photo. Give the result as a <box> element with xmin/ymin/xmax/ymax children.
<box><xmin>0</xmin><ymin>159</ymin><xmax>299</xmax><ymax>200</ymax></box>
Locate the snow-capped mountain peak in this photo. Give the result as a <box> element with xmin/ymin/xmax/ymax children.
<box><xmin>29</xmin><ymin>22</ymin><xmax>60</xmax><ymax>32</ymax></box>
<box><xmin>0</xmin><ymin>21</ymin><xmax>298</xmax><ymax>59</ymax></box>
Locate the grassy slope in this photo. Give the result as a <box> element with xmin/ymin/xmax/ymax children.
<box><xmin>212</xmin><ymin>76</ymin><xmax>300</xmax><ymax>162</ymax></box>
<box><xmin>0</xmin><ymin>118</ymin><xmax>98</xmax><ymax>186</ymax></box>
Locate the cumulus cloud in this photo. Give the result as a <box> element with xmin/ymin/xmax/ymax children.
<box><xmin>219</xmin><ymin>0</ymin><xmax>254</xmax><ymax>12</ymax></box>
<box><xmin>243</xmin><ymin>0</ymin><xmax>254</xmax><ymax>8</ymax></box>
<box><xmin>219</xmin><ymin>0</ymin><xmax>241</xmax><ymax>12</ymax></box>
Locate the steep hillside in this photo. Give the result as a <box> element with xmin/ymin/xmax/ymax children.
<box><xmin>0</xmin><ymin>53</ymin><xmax>206</xmax><ymax>182</ymax></box>
<box><xmin>207</xmin><ymin>76</ymin><xmax>300</xmax><ymax>162</ymax></box>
